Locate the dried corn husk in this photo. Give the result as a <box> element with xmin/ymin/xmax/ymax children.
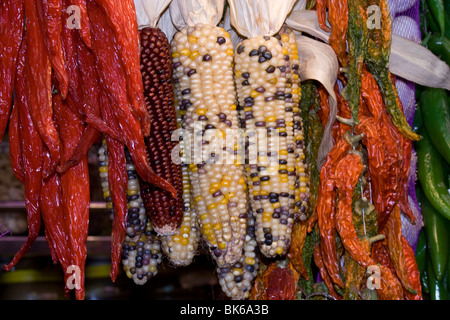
<box><xmin>134</xmin><ymin>0</ymin><xmax>172</xmax><ymax>29</ymax></box>
<box><xmin>169</xmin><ymin>0</ymin><xmax>225</xmax><ymax>29</ymax></box>
<box><xmin>286</xmin><ymin>9</ymin><xmax>450</xmax><ymax>90</ymax></box>
<box><xmin>228</xmin><ymin>0</ymin><xmax>297</xmax><ymax>38</ymax></box>
<box><xmin>295</xmin><ymin>34</ymin><xmax>338</xmax><ymax>168</ymax></box>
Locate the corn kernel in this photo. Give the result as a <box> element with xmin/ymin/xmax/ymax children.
<box><xmin>238</xmin><ymin>177</ymin><xmax>246</xmax><ymax>185</ymax></box>
<box><xmin>268</xmin><ymin>78</ymin><xmax>277</xmax><ymax>84</ymax></box>
<box><xmin>265</xmin><ymin>116</ymin><xmax>276</xmax><ymax>123</ymax></box>
<box><xmin>226</xmin><ymin>48</ymin><xmax>234</xmax><ymax>56</ymax></box>
<box><xmin>188</xmin><ymin>35</ymin><xmax>198</xmax><ymax>43</ymax></box>
<box><xmin>280</xmin><ymin>177</ymin><xmax>289</xmax><ymax>183</ymax></box>
<box><xmin>190</xmin><ymin>51</ymin><xmax>199</xmax><ymax>59</ymax></box>
<box><xmin>230</xmin><ymin>104</ymin><xmax>237</xmax><ymax>111</ymax></box>
<box><xmin>244</xmin><ymin>106</ymin><xmax>252</xmax><ymax>112</ymax></box>
<box><xmin>245</xmin><ymin>257</ymin><xmax>256</xmax><ymax>265</ymax></box>
<box><xmin>180</xmin><ymin>48</ymin><xmax>190</xmax><ymax>55</ymax></box>
<box><xmin>262</xmin><ymin>216</ymin><xmax>271</xmax><ymax>223</ymax></box>
<box><xmin>218</xmin><ymin>242</ymin><xmax>227</xmax><ymax>250</ymax></box>
<box><xmin>287</xmin><ymin>166</ymin><xmax>295</xmax><ymax>172</ymax></box>
<box><xmin>272</xmin><ymin>202</ymin><xmax>281</xmax><ymax>209</ymax></box>
<box><xmin>196</xmin><ymin>108</ymin><xmax>207</xmax><ymax>115</ymax></box>
<box><xmin>235</xmin><ymin>70</ymin><xmax>241</xmax><ymax>78</ymax></box>
<box><xmin>261</xmin><ymin>180</ymin><xmax>270</xmax><ymax>186</ymax></box>
<box><xmin>171</xmin><ymin>52</ymin><xmax>180</xmax><ymax>58</ymax></box>
<box><xmin>282</xmin><ymin>48</ymin><xmax>289</xmax><ymax>55</ymax></box>
<box><xmin>173</xmin><ymin>235</ymin><xmax>181</xmax><ymax>243</ymax></box>
<box><xmin>250</xmin><ymin>90</ymin><xmax>259</xmax><ymax>98</ymax></box>
<box><xmin>276</xmin><ymin>247</ymin><xmax>284</xmax><ymax>255</ymax></box>
<box><xmin>103</xmin><ymin>190</ymin><xmax>110</xmax><ymax>198</ymax></box>
<box><xmin>99</xmin><ymin>166</ymin><xmax>108</xmax><ymax>173</ymax></box>
<box><xmin>207</xmin><ymin>203</ymin><xmax>217</xmax><ymax>210</ymax></box>
<box><xmin>219</xmin><ymin>197</ymin><xmax>228</xmax><ymax>205</ymax></box>
<box><xmin>225</xmin><ymin>192</ymin><xmax>236</xmax><ymax>199</ymax></box>
<box><xmin>127</xmin><ymin>189</ymin><xmax>138</xmax><ymax>196</ymax></box>
<box><xmin>180</xmin><ymin>238</ymin><xmax>189</xmax><ymax>246</ymax></box>
<box><xmin>281</xmin><ymin>34</ymin><xmax>290</xmax><ymax>43</ymax></box>
<box><xmin>221</xmin><ymin>180</ymin><xmax>230</xmax><ymax>187</ymax></box>
<box><xmin>214</xmin><ymin>223</ymin><xmax>222</xmax><ymax>230</ymax></box>
<box><xmin>300</xmin><ymin>187</ymin><xmax>307</xmax><ymax>193</ymax></box>
<box><xmin>195</xmin><ymin>195</ymin><xmax>203</xmax><ymax>203</ymax></box>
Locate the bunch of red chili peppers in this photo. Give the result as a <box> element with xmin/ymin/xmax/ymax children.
<box><xmin>0</xmin><ymin>0</ymin><xmax>175</xmax><ymax>300</ymax></box>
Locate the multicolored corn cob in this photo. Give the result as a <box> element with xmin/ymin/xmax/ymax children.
<box><xmin>217</xmin><ymin>213</ymin><xmax>259</xmax><ymax>300</ymax></box>
<box><xmin>98</xmin><ymin>141</ymin><xmax>162</xmax><ymax>285</ymax></box>
<box><xmin>171</xmin><ymin>23</ymin><xmax>248</xmax><ymax>267</ymax></box>
<box><xmin>160</xmin><ymin>164</ymin><xmax>201</xmax><ymax>266</ymax></box>
<box><xmin>138</xmin><ymin>27</ymin><xmax>183</xmax><ymax>236</ymax></box>
<box><xmin>234</xmin><ymin>31</ymin><xmax>308</xmax><ymax>258</ymax></box>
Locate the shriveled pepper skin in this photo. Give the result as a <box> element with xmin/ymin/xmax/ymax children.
<box><xmin>23</xmin><ymin>0</ymin><xmax>60</xmax><ymax>177</ymax></box>
<box><xmin>3</xmin><ymin>44</ymin><xmax>43</xmax><ymax>271</ymax></box>
<box><xmin>86</xmin><ymin>0</ymin><xmax>176</xmax><ymax>199</ymax></box>
<box><xmin>402</xmin><ymin>236</ymin><xmax>423</xmax><ymax>300</ymax></box>
<box><xmin>0</xmin><ymin>0</ymin><xmax>24</xmax><ymax>141</ymax></box>
<box><xmin>54</xmin><ymin>95</ymin><xmax>90</xmax><ymax>300</ymax></box>
<box><xmin>35</xmin><ymin>0</ymin><xmax>68</xmax><ymax>99</ymax></box>
<box><xmin>67</xmin><ymin>0</ymin><xmax>91</xmax><ymax>48</ymax></box>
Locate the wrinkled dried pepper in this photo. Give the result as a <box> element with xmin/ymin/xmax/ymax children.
<box><xmin>0</xmin><ymin>0</ymin><xmax>24</xmax><ymax>141</ymax></box>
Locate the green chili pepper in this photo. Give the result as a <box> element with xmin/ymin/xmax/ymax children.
<box><xmin>426</xmin><ymin>34</ymin><xmax>450</xmax><ymax>67</ymax></box>
<box><xmin>427</xmin><ymin>259</ymin><xmax>450</xmax><ymax>300</ymax></box>
<box><xmin>420</xmin><ymin>88</ymin><xmax>450</xmax><ymax>165</ymax></box>
<box><xmin>417</xmin><ymin>186</ymin><xmax>449</xmax><ymax>281</ymax></box>
<box><xmin>426</xmin><ymin>0</ymin><xmax>445</xmax><ymax>36</ymax></box>
<box><xmin>422</xmin><ymin>260</ymin><xmax>431</xmax><ymax>296</ymax></box>
<box><xmin>415</xmin><ymin>126</ymin><xmax>450</xmax><ymax>221</ymax></box>
<box><xmin>415</xmin><ymin>229</ymin><xmax>428</xmax><ymax>275</ymax></box>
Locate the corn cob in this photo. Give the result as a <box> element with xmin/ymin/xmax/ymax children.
<box><xmin>217</xmin><ymin>213</ymin><xmax>259</xmax><ymax>300</ymax></box>
<box><xmin>278</xmin><ymin>27</ymin><xmax>310</xmax><ymax>221</ymax></box>
<box><xmin>139</xmin><ymin>27</ymin><xmax>183</xmax><ymax>236</ymax></box>
<box><xmin>160</xmin><ymin>164</ymin><xmax>201</xmax><ymax>266</ymax></box>
<box><xmin>234</xmin><ymin>35</ymin><xmax>297</xmax><ymax>257</ymax></box>
<box><xmin>171</xmin><ymin>23</ymin><xmax>248</xmax><ymax>267</ymax></box>
<box><xmin>98</xmin><ymin>141</ymin><xmax>162</xmax><ymax>285</ymax></box>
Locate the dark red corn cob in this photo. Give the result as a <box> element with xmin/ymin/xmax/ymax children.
<box><xmin>139</xmin><ymin>27</ymin><xmax>183</xmax><ymax>236</ymax></box>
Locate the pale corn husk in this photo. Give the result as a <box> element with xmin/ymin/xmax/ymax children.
<box><xmin>295</xmin><ymin>34</ymin><xmax>339</xmax><ymax>168</ymax></box>
<box><xmin>220</xmin><ymin>7</ymin><xmax>243</xmax><ymax>50</ymax></box>
<box><xmin>158</xmin><ymin>6</ymin><xmax>178</xmax><ymax>42</ymax></box>
<box><xmin>286</xmin><ymin>9</ymin><xmax>450</xmax><ymax>90</ymax></box>
<box><xmin>134</xmin><ymin>0</ymin><xmax>172</xmax><ymax>29</ymax></box>
<box><xmin>228</xmin><ymin>0</ymin><xmax>297</xmax><ymax>38</ymax></box>
<box><xmin>169</xmin><ymin>0</ymin><xmax>225</xmax><ymax>29</ymax></box>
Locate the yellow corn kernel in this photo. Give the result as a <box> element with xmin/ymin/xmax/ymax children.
<box><xmin>203</xmin><ymin>223</ymin><xmax>212</xmax><ymax>230</ymax></box>
<box><xmin>213</xmin><ymin>223</ymin><xmax>222</xmax><ymax>231</ymax></box>
<box><xmin>226</xmin><ymin>48</ymin><xmax>234</xmax><ymax>56</ymax></box>
<box><xmin>262</xmin><ymin>216</ymin><xmax>271</xmax><ymax>223</ymax></box>
<box><xmin>216</xmin><ymin>130</ymin><xmax>225</xmax><ymax>139</ymax></box>
<box><xmin>278</xmin><ymin>164</ymin><xmax>287</xmax><ymax>170</ymax></box>
<box><xmin>209</xmin><ymin>183</ymin><xmax>221</xmax><ymax>194</ymax></box>
<box><xmin>218</xmin><ymin>242</ymin><xmax>227</xmax><ymax>250</ymax></box>
<box><xmin>300</xmin><ymin>176</ymin><xmax>308</xmax><ymax>183</ymax></box>
<box><xmin>173</xmin><ymin>235</ymin><xmax>181</xmax><ymax>243</ymax></box>
<box><xmin>238</xmin><ymin>177</ymin><xmax>246</xmax><ymax>185</ymax></box>
<box><xmin>207</xmin><ymin>203</ymin><xmax>217</xmax><ymax>210</ymax></box>
<box><xmin>235</xmin><ymin>70</ymin><xmax>241</xmax><ymax>78</ymax></box>
<box><xmin>277</xmin><ymin>127</ymin><xmax>286</xmax><ymax>133</ymax></box>
<box><xmin>276</xmin><ymin>247</ymin><xmax>284</xmax><ymax>255</ymax></box>
<box><xmin>282</xmin><ymin>48</ymin><xmax>289</xmax><ymax>55</ymax></box>
<box><xmin>265</xmin><ymin>116</ymin><xmax>276</xmax><ymax>123</ymax></box>
<box><xmin>279</xmin><ymin>150</ymin><xmax>288</xmax><ymax>156</ymax></box>
<box><xmin>200</xmin><ymin>213</ymin><xmax>208</xmax><ymax>220</ymax></box>
<box><xmin>287</xmin><ymin>166</ymin><xmax>295</xmax><ymax>172</ymax></box>
<box><xmin>268</xmin><ymin>78</ymin><xmax>277</xmax><ymax>84</ymax></box>
<box><xmin>281</xmin><ymin>34</ymin><xmax>290</xmax><ymax>43</ymax></box>
<box><xmin>286</xmin><ymin>121</ymin><xmax>293</xmax><ymax>127</ymax></box>
<box><xmin>99</xmin><ymin>166</ymin><xmax>108</xmax><ymax>173</ymax></box>
<box><xmin>219</xmin><ymin>197</ymin><xmax>229</xmax><ymax>205</ymax></box>
<box><xmin>289</xmin><ymin>185</ymin><xmax>295</xmax><ymax>191</ymax></box>
<box><xmin>230</xmin><ymin>104</ymin><xmax>237</xmax><ymax>111</ymax></box>
<box><xmin>189</xmin><ymin>164</ymin><xmax>198</xmax><ymax>172</ymax></box>
<box><xmin>149</xmin><ymin>265</ymin><xmax>157</xmax><ymax>273</ymax></box>
<box><xmin>260</xmin><ymin>190</ymin><xmax>269</xmax><ymax>196</ymax></box>
<box><xmin>261</xmin><ymin>180</ymin><xmax>270</xmax><ymax>186</ymax></box>
<box><xmin>188</xmin><ymin>35</ymin><xmax>198</xmax><ymax>43</ymax></box>
<box><xmin>195</xmin><ymin>195</ymin><xmax>203</xmax><ymax>204</ymax></box>
<box><xmin>180</xmin><ymin>48</ymin><xmax>190</xmax><ymax>56</ymax></box>
<box><xmin>245</xmin><ymin>257</ymin><xmax>256</xmax><ymax>265</ymax></box>
<box><xmin>172</xmin><ymin>52</ymin><xmax>180</xmax><ymax>58</ymax></box>
<box><xmin>107</xmin><ymin>202</ymin><xmax>113</xmax><ymax>209</ymax></box>
<box><xmin>190</xmin><ymin>51</ymin><xmax>199</xmax><ymax>60</ymax></box>
<box><xmin>250</xmin><ymin>90</ymin><xmax>260</xmax><ymax>98</ymax></box>
<box><xmin>225</xmin><ymin>192</ymin><xmax>236</xmax><ymax>199</ymax></box>
<box><xmin>103</xmin><ymin>190</ymin><xmax>110</xmax><ymax>198</ymax></box>
<box><xmin>221</xmin><ymin>179</ymin><xmax>230</xmax><ymax>187</ymax></box>
<box><xmin>181</xmin><ymin>226</ymin><xmax>191</xmax><ymax>234</ymax></box>
<box><xmin>244</xmin><ymin>106</ymin><xmax>252</xmax><ymax>112</ymax></box>
<box><xmin>292</xmin><ymin>88</ymin><xmax>299</xmax><ymax>95</ymax></box>
<box><xmin>300</xmin><ymin>187</ymin><xmax>307</xmax><ymax>193</ymax></box>
<box><xmin>180</xmin><ymin>238</ymin><xmax>189</xmax><ymax>246</ymax></box>
<box><xmin>298</xmin><ymin>166</ymin><xmax>305</xmax><ymax>173</ymax></box>
<box><xmin>196</xmin><ymin>108</ymin><xmax>207</xmax><ymax>115</ymax></box>
<box><xmin>272</xmin><ymin>202</ymin><xmax>281</xmax><ymax>209</ymax></box>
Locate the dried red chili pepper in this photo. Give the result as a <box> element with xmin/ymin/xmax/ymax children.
<box><xmin>0</xmin><ymin>0</ymin><xmax>24</xmax><ymax>141</ymax></box>
<box><xmin>401</xmin><ymin>235</ymin><xmax>423</xmax><ymax>300</ymax></box>
<box><xmin>53</xmin><ymin>95</ymin><xmax>90</xmax><ymax>300</ymax></box>
<box><xmin>35</xmin><ymin>0</ymin><xmax>68</xmax><ymax>99</ymax></box>
<box><xmin>67</xmin><ymin>0</ymin><xmax>91</xmax><ymax>48</ymax></box>
<box><xmin>87</xmin><ymin>0</ymin><xmax>176</xmax><ymax>198</ymax></box>
<box><xmin>93</xmin><ymin>0</ymin><xmax>150</xmax><ymax>136</ymax></box>
<box><xmin>23</xmin><ymin>0</ymin><xmax>60</xmax><ymax>178</ymax></box>
<box><xmin>316</xmin><ymin>135</ymin><xmax>353</xmax><ymax>289</ymax></box>
<box><xmin>313</xmin><ymin>244</ymin><xmax>342</xmax><ymax>299</ymax></box>
<box><xmin>382</xmin><ymin>205</ymin><xmax>417</xmax><ymax>295</ymax></box>
<box><xmin>3</xmin><ymin>49</ymin><xmax>44</xmax><ymax>271</ymax></box>
<box><xmin>328</xmin><ymin>0</ymin><xmax>349</xmax><ymax>67</ymax></box>
<box><xmin>287</xmin><ymin>221</ymin><xmax>309</xmax><ymax>279</ymax></box>
<box><xmin>316</xmin><ymin>0</ymin><xmax>331</xmax><ymax>32</ymax></box>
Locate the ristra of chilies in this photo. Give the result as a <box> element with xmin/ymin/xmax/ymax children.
<box><xmin>229</xmin><ymin>0</ymin><xmax>307</xmax><ymax>258</ymax></box>
<box><xmin>170</xmin><ymin>0</ymin><xmax>248</xmax><ymax>267</ymax></box>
